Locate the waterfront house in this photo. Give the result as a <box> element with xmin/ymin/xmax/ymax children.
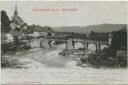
<box><xmin>33</xmin><ymin>31</ymin><xmax>40</xmax><ymax>38</ymax></box>
<box><xmin>5</xmin><ymin>33</ymin><xmax>14</xmax><ymax>42</ymax></box>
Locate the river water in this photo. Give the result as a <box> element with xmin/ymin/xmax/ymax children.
<box><xmin>4</xmin><ymin>42</ymin><xmax>79</xmax><ymax>69</ymax></box>
<box><xmin>2</xmin><ymin>40</ymin><xmax>127</xmax><ymax>84</ymax></box>
<box><xmin>3</xmin><ymin>39</ymin><xmax>97</xmax><ymax>69</ymax></box>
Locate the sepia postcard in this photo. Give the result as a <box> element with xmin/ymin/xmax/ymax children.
<box><xmin>1</xmin><ymin>0</ymin><xmax>128</xmax><ymax>85</ymax></box>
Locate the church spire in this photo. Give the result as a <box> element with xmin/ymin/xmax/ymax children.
<box><xmin>14</xmin><ymin>5</ymin><xmax>18</xmax><ymax>16</ymax></box>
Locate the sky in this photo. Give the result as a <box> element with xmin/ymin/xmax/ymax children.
<box><xmin>1</xmin><ymin>1</ymin><xmax>127</xmax><ymax>27</ymax></box>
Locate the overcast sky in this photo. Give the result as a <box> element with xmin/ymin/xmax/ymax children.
<box><xmin>1</xmin><ymin>1</ymin><xmax>127</xmax><ymax>27</ymax></box>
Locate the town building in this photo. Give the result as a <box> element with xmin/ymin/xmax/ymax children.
<box><xmin>33</xmin><ymin>31</ymin><xmax>40</xmax><ymax>38</ymax></box>
<box><xmin>40</xmin><ymin>38</ymin><xmax>49</xmax><ymax>48</ymax></box>
<box><xmin>41</xmin><ymin>31</ymin><xmax>48</xmax><ymax>37</ymax></box>
<box><xmin>5</xmin><ymin>33</ymin><xmax>14</xmax><ymax>42</ymax></box>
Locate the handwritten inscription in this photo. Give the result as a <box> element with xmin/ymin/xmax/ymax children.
<box><xmin>2</xmin><ymin>69</ymin><xmax>127</xmax><ymax>84</ymax></box>
<box><xmin>32</xmin><ymin>8</ymin><xmax>77</xmax><ymax>12</ymax></box>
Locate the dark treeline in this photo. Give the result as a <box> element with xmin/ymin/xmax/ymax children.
<box><xmin>1</xmin><ymin>10</ymin><xmax>11</xmax><ymax>33</ymax></box>
<box><xmin>111</xmin><ymin>27</ymin><xmax>127</xmax><ymax>50</ymax></box>
<box><xmin>55</xmin><ymin>31</ymin><xmax>109</xmax><ymax>41</ymax></box>
<box><xmin>87</xmin><ymin>27</ymin><xmax>127</xmax><ymax>68</ymax></box>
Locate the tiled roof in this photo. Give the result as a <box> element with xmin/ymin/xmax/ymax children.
<box><xmin>10</xmin><ymin>31</ymin><xmax>22</xmax><ymax>36</ymax></box>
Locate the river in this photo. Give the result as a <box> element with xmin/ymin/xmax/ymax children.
<box><xmin>3</xmin><ymin>43</ymin><xmax>81</xmax><ymax>69</ymax></box>
<box><xmin>2</xmin><ymin>38</ymin><xmax>97</xmax><ymax>69</ymax></box>
<box><xmin>2</xmin><ymin>42</ymin><xmax>127</xmax><ymax>84</ymax></box>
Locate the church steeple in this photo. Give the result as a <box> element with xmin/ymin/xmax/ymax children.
<box><xmin>14</xmin><ymin>5</ymin><xmax>18</xmax><ymax>16</ymax></box>
<box><xmin>10</xmin><ymin>5</ymin><xmax>25</xmax><ymax>31</ymax></box>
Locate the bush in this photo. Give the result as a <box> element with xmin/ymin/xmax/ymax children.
<box><xmin>1</xmin><ymin>43</ymin><xmax>17</xmax><ymax>54</ymax></box>
<box><xmin>1</xmin><ymin>57</ymin><xmax>22</xmax><ymax>68</ymax></box>
<box><xmin>87</xmin><ymin>47</ymin><xmax>127</xmax><ymax>68</ymax></box>
<box><xmin>118</xmin><ymin>55</ymin><xmax>127</xmax><ymax>68</ymax></box>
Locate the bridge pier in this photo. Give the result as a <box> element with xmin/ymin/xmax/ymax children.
<box><xmin>96</xmin><ymin>43</ymin><xmax>103</xmax><ymax>52</ymax></box>
<box><xmin>96</xmin><ymin>43</ymin><xmax>98</xmax><ymax>53</ymax></box>
<box><xmin>83</xmin><ymin>42</ymin><xmax>86</xmax><ymax>53</ymax></box>
<box><xmin>65</xmin><ymin>40</ymin><xmax>68</xmax><ymax>51</ymax></box>
<box><xmin>98</xmin><ymin>43</ymin><xmax>101</xmax><ymax>50</ymax></box>
<box><xmin>72</xmin><ymin>39</ymin><xmax>75</xmax><ymax>51</ymax></box>
<box><xmin>86</xmin><ymin>42</ymin><xmax>89</xmax><ymax>51</ymax></box>
<box><xmin>48</xmin><ymin>41</ymin><xmax>51</xmax><ymax>48</ymax></box>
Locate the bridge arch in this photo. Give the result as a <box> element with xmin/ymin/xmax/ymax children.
<box><xmin>88</xmin><ymin>43</ymin><xmax>97</xmax><ymax>52</ymax></box>
<box><xmin>74</xmin><ymin>41</ymin><xmax>84</xmax><ymax>49</ymax></box>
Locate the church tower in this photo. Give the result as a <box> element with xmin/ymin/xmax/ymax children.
<box><xmin>10</xmin><ymin>5</ymin><xmax>25</xmax><ymax>31</ymax></box>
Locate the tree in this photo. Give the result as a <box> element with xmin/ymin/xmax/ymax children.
<box><xmin>1</xmin><ymin>10</ymin><xmax>11</xmax><ymax>33</ymax></box>
<box><xmin>111</xmin><ymin>27</ymin><xmax>127</xmax><ymax>50</ymax></box>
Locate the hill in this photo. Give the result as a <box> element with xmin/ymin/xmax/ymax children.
<box><xmin>53</xmin><ymin>24</ymin><xmax>127</xmax><ymax>33</ymax></box>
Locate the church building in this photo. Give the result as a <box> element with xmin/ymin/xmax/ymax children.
<box><xmin>10</xmin><ymin>5</ymin><xmax>27</xmax><ymax>32</ymax></box>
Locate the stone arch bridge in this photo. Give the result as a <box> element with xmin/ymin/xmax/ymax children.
<box><xmin>46</xmin><ymin>36</ymin><xmax>109</xmax><ymax>53</ymax></box>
